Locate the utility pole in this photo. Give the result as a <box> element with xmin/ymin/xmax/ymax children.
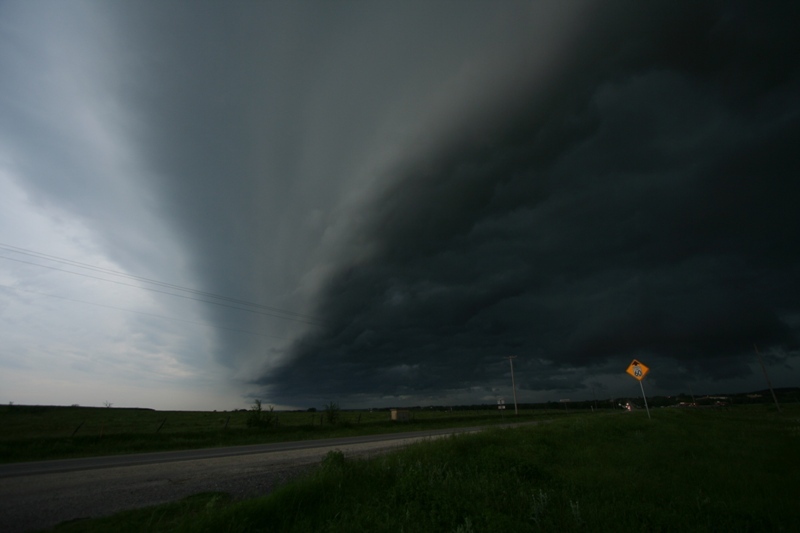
<box><xmin>754</xmin><ymin>344</ymin><xmax>782</xmax><ymax>413</ymax></box>
<box><xmin>506</xmin><ymin>356</ymin><xmax>519</xmax><ymax>415</ymax></box>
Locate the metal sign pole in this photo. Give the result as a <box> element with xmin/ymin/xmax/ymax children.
<box><xmin>639</xmin><ymin>379</ymin><xmax>651</xmax><ymax>420</ymax></box>
<box><xmin>626</xmin><ymin>359</ymin><xmax>651</xmax><ymax>419</ymax></box>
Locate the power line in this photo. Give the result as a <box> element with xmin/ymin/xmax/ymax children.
<box><xmin>0</xmin><ymin>243</ymin><xmax>323</xmax><ymax>326</ymax></box>
<box><xmin>0</xmin><ymin>253</ymin><xmax>319</xmax><ymax>325</ymax></box>
<box><xmin>2</xmin><ymin>282</ymin><xmax>288</xmax><ymax>340</ymax></box>
<box><xmin>0</xmin><ymin>242</ymin><xmax>318</xmax><ymax>321</ymax></box>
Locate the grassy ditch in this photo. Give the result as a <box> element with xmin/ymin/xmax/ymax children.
<box><xmin>0</xmin><ymin>404</ymin><xmax>563</xmax><ymax>463</ymax></box>
<box><xmin>47</xmin><ymin>405</ymin><xmax>799</xmax><ymax>532</ymax></box>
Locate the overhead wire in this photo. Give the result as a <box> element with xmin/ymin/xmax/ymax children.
<box><xmin>0</xmin><ymin>242</ymin><xmax>323</xmax><ymax>326</ymax></box>
<box><xmin>1</xmin><ymin>282</ymin><xmax>288</xmax><ymax>340</ymax></box>
<box><xmin>0</xmin><ymin>243</ymin><xmax>318</xmax><ymax>320</ymax></box>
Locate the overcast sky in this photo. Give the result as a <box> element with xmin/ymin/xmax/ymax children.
<box><xmin>1</xmin><ymin>1</ymin><xmax>798</xmax><ymax>411</ymax></box>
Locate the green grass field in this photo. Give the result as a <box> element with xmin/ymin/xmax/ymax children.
<box><xmin>43</xmin><ymin>405</ymin><xmax>800</xmax><ymax>532</ymax></box>
<box><xmin>0</xmin><ymin>404</ymin><xmax>562</xmax><ymax>463</ymax></box>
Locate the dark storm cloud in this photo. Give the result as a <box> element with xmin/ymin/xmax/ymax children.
<box><xmin>100</xmin><ymin>1</ymin><xmax>587</xmax><ymax>378</ymax></box>
<box><xmin>261</xmin><ymin>2</ymin><xmax>800</xmax><ymax>404</ymax></box>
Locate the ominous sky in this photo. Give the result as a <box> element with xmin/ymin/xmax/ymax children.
<box><xmin>1</xmin><ymin>1</ymin><xmax>798</xmax><ymax>410</ymax></box>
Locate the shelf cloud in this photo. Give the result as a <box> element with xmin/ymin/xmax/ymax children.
<box><xmin>1</xmin><ymin>1</ymin><xmax>798</xmax><ymax>409</ymax></box>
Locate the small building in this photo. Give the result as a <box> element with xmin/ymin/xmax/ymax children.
<box><xmin>390</xmin><ymin>409</ymin><xmax>410</xmax><ymax>421</ymax></box>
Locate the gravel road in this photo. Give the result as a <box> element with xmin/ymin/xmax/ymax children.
<box><xmin>0</xmin><ymin>432</ymin><xmax>474</xmax><ymax>532</ymax></box>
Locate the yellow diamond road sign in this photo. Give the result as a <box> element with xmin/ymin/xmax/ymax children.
<box><xmin>626</xmin><ymin>359</ymin><xmax>649</xmax><ymax>381</ymax></box>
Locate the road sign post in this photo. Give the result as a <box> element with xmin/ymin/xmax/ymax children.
<box><xmin>626</xmin><ymin>359</ymin><xmax>651</xmax><ymax>420</ymax></box>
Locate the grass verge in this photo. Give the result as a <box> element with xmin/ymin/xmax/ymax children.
<box><xmin>46</xmin><ymin>492</ymin><xmax>232</xmax><ymax>533</ymax></box>
<box><xmin>46</xmin><ymin>405</ymin><xmax>800</xmax><ymax>532</ymax></box>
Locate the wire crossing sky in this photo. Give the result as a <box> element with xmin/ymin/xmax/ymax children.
<box><xmin>1</xmin><ymin>1</ymin><xmax>799</xmax><ymax>410</ymax></box>
<box><xmin>0</xmin><ymin>243</ymin><xmax>322</xmax><ymax>324</ymax></box>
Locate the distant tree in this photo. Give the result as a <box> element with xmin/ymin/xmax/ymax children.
<box><xmin>324</xmin><ymin>401</ymin><xmax>340</xmax><ymax>425</ymax></box>
<box><xmin>247</xmin><ymin>399</ymin><xmax>274</xmax><ymax>428</ymax></box>
<box><xmin>307</xmin><ymin>407</ymin><xmax>317</xmax><ymax>412</ymax></box>
<box><xmin>103</xmin><ymin>401</ymin><xmax>113</xmax><ymax>408</ymax></box>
